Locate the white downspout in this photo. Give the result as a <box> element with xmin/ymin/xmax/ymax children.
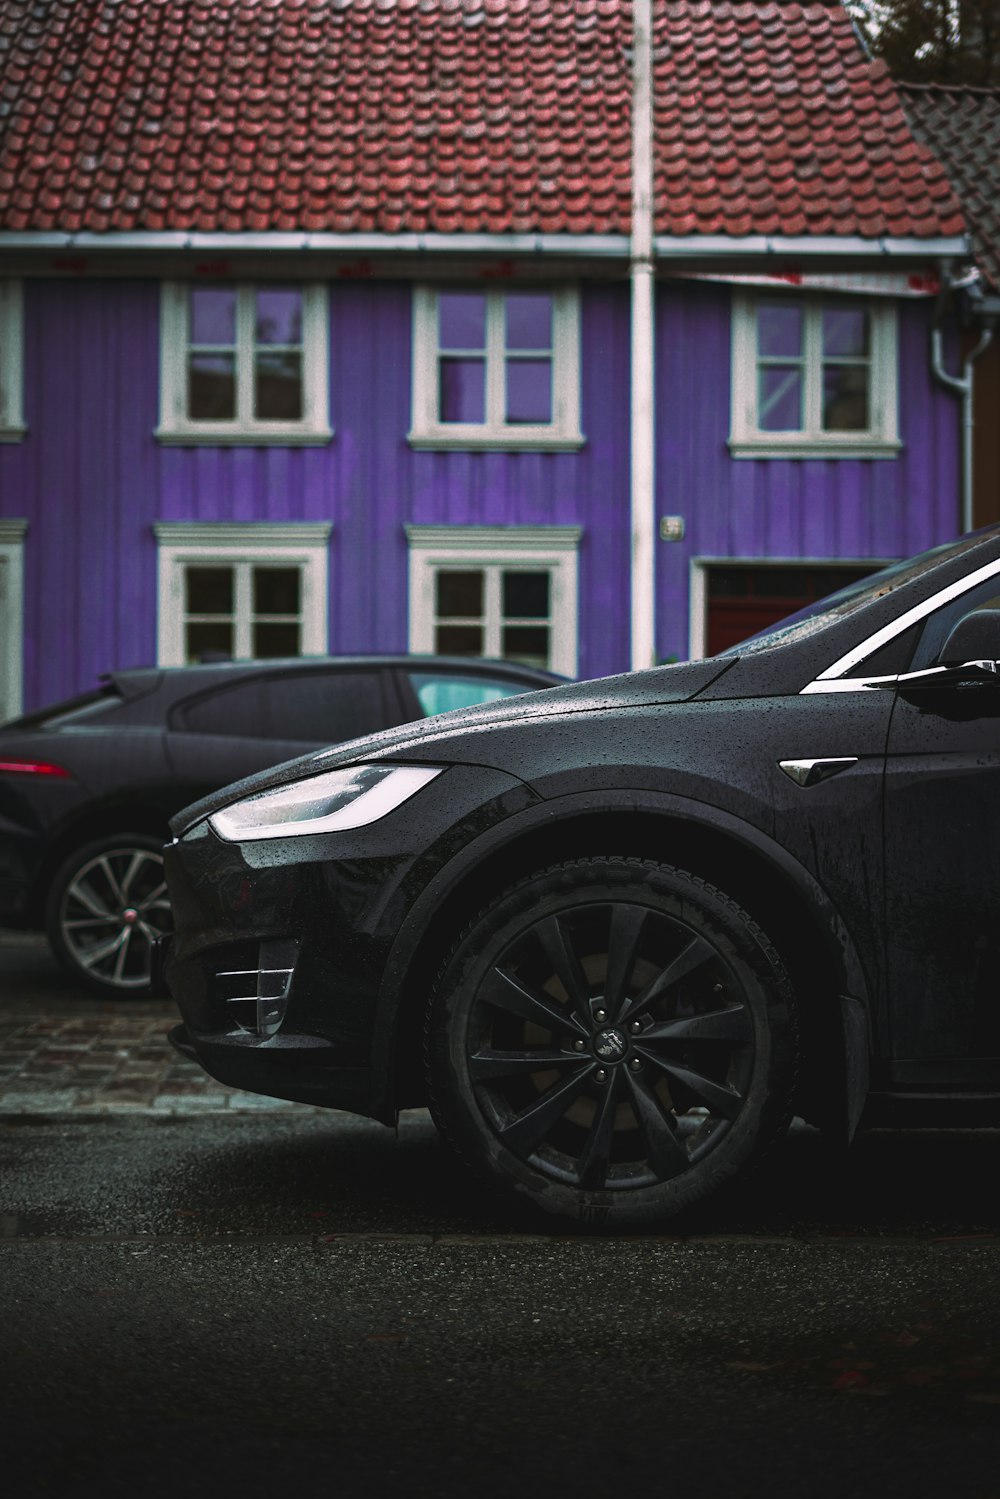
<box><xmin>630</xmin><ymin>0</ymin><xmax>656</xmax><ymax>670</ymax></box>
<box><xmin>931</xmin><ymin>321</ymin><xmax>994</xmax><ymax>533</ymax></box>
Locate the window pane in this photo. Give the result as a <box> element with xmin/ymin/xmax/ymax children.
<box><xmin>439</xmin><ymin>358</ymin><xmax>486</xmax><ymax>423</ymax></box>
<box><xmin>823</xmin><ymin>366</ymin><xmax>869</xmax><ymax>431</ymax></box>
<box><xmin>439</xmin><ymin>292</ymin><xmax>486</xmax><ymax>350</ymax></box>
<box><xmin>255</xmin><ymin>288</ymin><xmax>303</xmax><ymax>346</ymax></box>
<box><xmin>188</xmin><ymin>353</ymin><xmax>236</xmax><ymax>420</ymax></box>
<box><xmin>505</xmin><ymin>359</ymin><xmax>552</xmax><ymax>424</ymax></box>
<box><xmin>757</xmin><ymin>303</ymin><xmax>803</xmax><ymax>359</ymax></box>
<box><xmin>186</xmin><ymin>567</ymin><xmax>233</xmax><ymax>614</ymax></box>
<box><xmin>252</xmin><ymin>622</ymin><xmax>301</xmax><ymax>658</ymax></box>
<box><xmin>190</xmin><ymin>287</ymin><xmax>236</xmax><ymax>346</ymax></box>
<box><xmin>253</xmin><ymin>567</ymin><xmax>300</xmax><ymax>616</ymax></box>
<box><xmin>436</xmin><ymin>571</ymin><xmax>483</xmax><ymax>618</ymax></box>
<box><xmin>823</xmin><ymin>304</ymin><xmax>869</xmax><ymax>358</ymax></box>
<box><xmin>502</xmin><ymin>625</ymin><xmax>549</xmax><ymax>667</ymax></box>
<box><xmin>409</xmin><ymin>672</ymin><xmax>529</xmax><ymax>716</ymax></box>
<box><xmin>182</xmin><ymin>671</ymin><xmax>386</xmax><ymax>742</ymax></box>
<box><xmin>505</xmin><ymin>293</ymin><xmax>553</xmax><ymax>351</ymax></box>
<box><xmin>185</xmin><ymin>621</ymin><xmax>233</xmax><ymax>662</ymax></box>
<box><xmin>255</xmin><ymin>351</ymin><xmax>303</xmax><ymax>419</ymax></box>
<box><xmin>758</xmin><ymin>366</ymin><xmax>802</xmax><ymax>431</ymax></box>
<box><xmin>503</xmin><ymin>571</ymin><xmax>549</xmax><ymax>619</ymax></box>
<box><xmin>435</xmin><ymin>625</ymin><xmax>484</xmax><ymax>655</ymax></box>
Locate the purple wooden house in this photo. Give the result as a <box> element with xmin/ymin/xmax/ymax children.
<box><xmin>0</xmin><ymin>0</ymin><xmax>970</xmax><ymax>721</ymax></box>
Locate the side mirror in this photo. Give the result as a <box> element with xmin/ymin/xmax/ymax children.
<box><xmin>938</xmin><ymin>609</ymin><xmax>1000</xmax><ymax>668</ymax></box>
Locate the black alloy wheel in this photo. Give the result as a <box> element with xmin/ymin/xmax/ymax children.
<box><xmin>46</xmin><ymin>833</ymin><xmax>173</xmax><ymax>996</ymax></box>
<box><xmin>425</xmin><ymin>857</ymin><xmax>797</xmax><ymax>1227</ymax></box>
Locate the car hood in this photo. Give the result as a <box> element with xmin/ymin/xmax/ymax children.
<box><xmin>169</xmin><ymin>656</ymin><xmax>735</xmax><ymax>836</ymax></box>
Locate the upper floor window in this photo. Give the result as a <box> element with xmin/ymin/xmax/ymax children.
<box><xmin>157</xmin><ymin>283</ymin><xmax>331</xmax><ymax>445</ymax></box>
<box><xmin>730</xmin><ymin>294</ymin><xmax>899</xmax><ymax>459</ymax></box>
<box><xmin>0</xmin><ymin>281</ymin><xmax>25</xmax><ymax>442</ymax></box>
<box><xmin>409</xmin><ymin>286</ymin><xmax>583</xmax><ymax>450</ymax></box>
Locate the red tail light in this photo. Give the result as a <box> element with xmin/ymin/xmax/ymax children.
<box><xmin>0</xmin><ymin>759</ymin><xmax>72</xmax><ymax>778</ymax></box>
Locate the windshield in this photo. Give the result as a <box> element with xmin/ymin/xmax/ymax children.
<box><xmin>718</xmin><ymin>532</ymin><xmax>994</xmax><ymax>656</ymax></box>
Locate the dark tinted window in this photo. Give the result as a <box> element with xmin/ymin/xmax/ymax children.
<box><xmin>178</xmin><ymin>671</ymin><xmax>389</xmax><ymax>743</ymax></box>
<box><xmin>408</xmin><ymin>671</ymin><xmax>533</xmax><ymax>717</ymax></box>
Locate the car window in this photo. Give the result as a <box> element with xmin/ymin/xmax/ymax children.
<box><xmin>911</xmin><ymin>578</ymin><xmax>1000</xmax><ymax>671</ymax></box>
<box><xmin>408</xmin><ymin>672</ymin><xmax>532</xmax><ymax>717</ymax></box>
<box><xmin>177</xmin><ymin>671</ymin><xmax>390</xmax><ymax>743</ymax></box>
<box><xmin>719</xmin><ymin>531</ymin><xmax>995</xmax><ymax>656</ymax></box>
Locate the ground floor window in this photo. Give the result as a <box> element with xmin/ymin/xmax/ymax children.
<box><xmin>405</xmin><ymin>525</ymin><xmax>581</xmax><ymax>677</ymax></box>
<box><xmin>153</xmin><ymin>522</ymin><xmax>332</xmax><ymax>666</ymax></box>
<box><xmin>692</xmin><ymin>559</ymin><xmax>885</xmax><ymax>657</ymax></box>
<box><xmin>0</xmin><ymin>518</ymin><xmax>26</xmax><ymax>721</ymax></box>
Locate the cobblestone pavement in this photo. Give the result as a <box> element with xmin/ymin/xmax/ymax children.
<box><xmin>0</xmin><ymin>931</ymin><xmax>311</xmax><ymax>1116</ymax></box>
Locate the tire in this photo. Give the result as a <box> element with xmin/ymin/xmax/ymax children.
<box><xmin>45</xmin><ymin>833</ymin><xmax>173</xmax><ymax>996</ymax></box>
<box><xmin>425</xmin><ymin>857</ymin><xmax>797</xmax><ymax>1228</ymax></box>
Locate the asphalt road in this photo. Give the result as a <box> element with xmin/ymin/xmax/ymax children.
<box><xmin>3</xmin><ymin>939</ymin><xmax>1000</xmax><ymax>1497</ymax></box>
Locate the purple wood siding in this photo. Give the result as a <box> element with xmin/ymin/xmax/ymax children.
<box><xmin>0</xmin><ymin>273</ymin><xmax>961</xmax><ymax>711</ymax></box>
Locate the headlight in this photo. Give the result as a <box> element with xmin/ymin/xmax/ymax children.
<box><xmin>209</xmin><ymin>764</ymin><xmax>442</xmax><ymax>842</ymax></box>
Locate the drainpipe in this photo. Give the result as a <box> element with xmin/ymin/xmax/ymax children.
<box><xmin>630</xmin><ymin>0</ymin><xmax>656</xmax><ymax>670</ymax></box>
<box><xmin>931</xmin><ymin>268</ymin><xmax>994</xmax><ymax>533</ymax></box>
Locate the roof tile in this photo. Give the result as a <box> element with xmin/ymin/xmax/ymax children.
<box><xmin>0</xmin><ymin>0</ymin><xmax>962</xmax><ymax>242</ymax></box>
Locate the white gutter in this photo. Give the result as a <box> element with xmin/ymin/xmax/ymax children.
<box><xmin>0</xmin><ymin>230</ymin><xmax>970</xmax><ymax>260</ymax></box>
<box><xmin>630</xmin><ymin>0</ymin><xmax>656</xmax><ymax>672</ymax></box>
<box><xmin>932</xmin><ymin>321</ymin><xmax>995</xmax><ymax>533</ymax></box>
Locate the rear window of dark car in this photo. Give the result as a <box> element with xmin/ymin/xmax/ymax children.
<box><xmin>175</xmin><ymin>670</ymin><xmax>391</xmax><ymax>743</ymax></box>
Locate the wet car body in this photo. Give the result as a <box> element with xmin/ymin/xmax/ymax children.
<box><xmin>163</xmin><ymin>527</ymin><xmax>1000</xmax><ymax>1225</ymax></box>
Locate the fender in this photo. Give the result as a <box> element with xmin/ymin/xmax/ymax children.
<box><xmin>369</xmin><ymin>785</ymin><xmax>873</xmax><ymax>1124</ymax></box>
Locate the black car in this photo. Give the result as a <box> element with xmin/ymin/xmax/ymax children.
<box><xmin>162</xmin><ymin>526</ymin><xmax>1000</xmax><ymax>1227</ymax></box>
<box><xmin>0</xmin><ymin>655</ymin><xmax>563</xmax><ymax>995</ymax></box>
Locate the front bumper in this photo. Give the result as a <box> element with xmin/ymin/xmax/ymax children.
<box><xmin>162</xmin><ymin>763</ymin><xmax>535</xmax><ymax>1118</ymax></box>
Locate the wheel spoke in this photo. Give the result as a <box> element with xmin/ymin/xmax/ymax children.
<box><xmin>498</xmin><ymin>1064</ymin><xmax>596</xmax><ymax>1155</ymax></box>
<box><xmin>576</xmin><ymin>1069</ymin><xmax>622</xmax><ymax>1188</ymax></box>
<box><xmin>624</xmin><ymin>1069</ymin><xmax>690</xmax><ymax>1179</ymax></box>
<box><xmin>535</xmin><ymin>915</ymin><xmax>592</xmax><ymax>1019</ymax></box>
<box><xmin>118</xmin><ymin>851</ymin><xmax>148</xmax><ymax>901</ymax></box>
<box><xmin>66</xmin><ymin>878</ymin><xmax>115</xmax><ymax>921</ymax></box>
<box><xmin>619</xmin><ymin>934</ymin><xmax>717</xmax><ymax>1023</ymax></box>
<box><xmin>112</xmin><ymin>928</ymin><xmax>133</xmax><ymax>984</ymax></box>
<box><xmin>469</xmin><ymin>1046</ymin><xmax>579</xmax><ymax>1082</ymax></box>
<box><xmin>137</xmin><ymin>880</ymin><xmax>168</xmax><ymax>912</ymax></box>
<box><xmin>97</xmin><ymin>856</ymin><xmax>126</xmax><ymax>906</ymax></box>
<box><xmin>603</xmin><ymin>904</ymin><xmax>649</xmax><ymax>1019</ymax></box>
<box><xmin>78</xmin><ymin>928</ymin><xmax>128</xmax><ymax>972</ymax></box>
<box><xmin>638</xmin><ymin>1051</ymin><xmax>744</xmax><ymax>1120</ymax></box>
<box><xmin>642</xmin><ymin>1005</ymin><xmax>752</xmax><ymax>1046</ymax></box>
<box><xmin>479</xmin><ymin>967</ymin><xmax>588</xmax><ymax>1039</ymax></box>
<box><xmin>63</xmin><ymin>915</ymin><xmax>122</xmax><ymax>932</ymax></box>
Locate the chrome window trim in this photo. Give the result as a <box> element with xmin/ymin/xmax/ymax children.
<box><xmin>800</xmin><ymin>555</ymin><xmax>1000</xmax><ymax>695</ymax></box>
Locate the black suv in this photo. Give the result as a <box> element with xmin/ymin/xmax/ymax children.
<box><xmin>0</xmin><ymin>655</ymin><xmax>562</xmax><ymax>994</ymax></box>
<box><xmin>163</xmin><ymin>527</ymin><xmax>1000</xmax><ymax>1227</ymax></box>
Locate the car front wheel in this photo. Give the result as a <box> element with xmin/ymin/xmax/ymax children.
<box><xmin>46</xmin><ymin>834</ymin><xmax>172</xmax><ymax>996</ymax></box>
<box><xmin>425</xmin><ymin>857</ymin><xmax>797</xmax><ymax>1227</ymax></box>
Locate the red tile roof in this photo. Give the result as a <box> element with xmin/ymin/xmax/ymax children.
<box><xmin>0</xmin><ymin>0</ymin><xmax>963</xmax><ymax>240</ymax></box>
<box><xmin>899</xmin><ymin>83</ymin><xmax>1000</xmax><ymax>286</ymax></box>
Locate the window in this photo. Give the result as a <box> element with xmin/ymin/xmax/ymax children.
<box><xmin>154</xmin><ymin>523</ymin><xmax>331</xmax><ymax>666</ymax></box>
<box><xmin>178</xmin><ymin>669</ymin><xmax>389</xmax><ymax>743</ymax></box>
<box><xmin>0</xmin><ymin>519</ymin><xmax>27</xmax><ymax>722</ymax></box>
<box><xmin>157</xmin><ymin>283</ymin><xmax>331</xmax><ymax>444</ymax></box>
<box><xmin>0</xmin><ymin>281</ymin><xmax>24</xmax><ymax>441</ymax></box>
<box><xmin>730</xmin><ymin>294</ymin><xmax>899</xmax><ymax>458</ymax></box>
<box><xmin>406</xmin><ymin>526</ymin><xmax>580</xmax><ymax>676</ymax></box>
<box><xmin>410</xmin><ymin>287</ymin><xmax>583</xmax><ymax>449</ymax></box>
<box><xmin>407</xmin><ymin>671</ymin><xmax>543</xmax><ymax>717</ymax></box>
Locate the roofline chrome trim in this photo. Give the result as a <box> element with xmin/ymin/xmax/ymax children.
<box><xmin>800</xmin><ymin>554</ymin><xmax>1000</xmax><ymax>695</ymax></box>
<box><xmin>0</xmin><ymin>231</ymin><xmax>971</xmax><ymax>260</ymax></box>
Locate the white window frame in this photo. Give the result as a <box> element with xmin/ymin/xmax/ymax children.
<box><xmin>156</xmin><ymin>283</ymin><xmax>332</xmax><ymax>445</ymax></box>
<box><xmin>0</xmin><ymin>519</ymin><xmax>27</xmax><ymax>722</ymax></box>
<box><xmin>729</xmin><ymin>293</ymin><xmax>900</xmax><ymax>459</ymax></box>
<box><xmin>405</xmin><ymin>525</ymin><xmax>581</xmax><ymax>677</ymax></box>
<box><xmin>0</xmin><ymin>281</ymin><xmax>25</xmax><ymax>442</ymax></box>
<box><xmin>409</xmin><ymin>286</ymin><xmax>584</xmax><ymax>451</ymax></box>
<box><xmin>153</xmin><ymin>522</ymin><xmax>332</xmax><ymax>666</ymax></box>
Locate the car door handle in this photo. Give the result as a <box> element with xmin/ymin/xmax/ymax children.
<box><xmin>778</xmin><ymin>757</ymin><xmax>859</xmax><ymax>788</ymax></box>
